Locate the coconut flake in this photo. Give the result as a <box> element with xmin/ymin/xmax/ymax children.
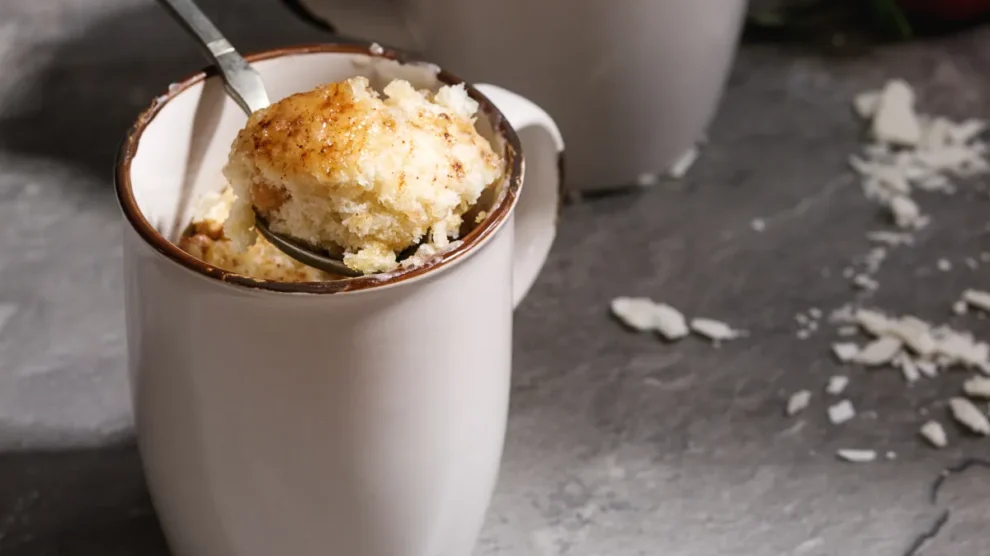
<box><xmin>932</xmin><ymin>328</ymin><xmax>990</xmax><ymax>372</ymax></box>
<box><xmin>919</xmin><ymin>421</ymin><xmax>948</xmax><ymax>448</ymax></box>
<box><xmin>852</xmin><ymin>336</ymin><xmax>902</xmax><ymax>366</ymax></box>
<box><xmin>916</xmin><ymin>360</ymin><xmax>939</xmax><ymax>378</ymax></box>
<box><xmin>889</xmin><ymin>316</ymin><xmax>937</xmax><ymax>357</ymax></box>
<box><xmin>786</xmin><ymin>390</ymin><xmax>812</xmax><ymax>416</ymax></box>
<box><xmin>610</xmin><ymin>297</ymin><xmax>657</xmax><ymax>331</ymax></box>
<box><xmin>896</xmin><ymin>353</ymin><xmax>921</xmax><ymax>383</ymax></box>
<box><xmin>690</xmin><ymin>318</ymin><xmax>744</xmax><ymax>343</ymax></box>
<box><xmin>837</xmin><ymin>449</ymin><xmax>877</xmax><ymax>463</ymax></box>
<box><xmin>867</xmin><ymin>231</ymin><xmax>914</xmax><ymax>246</ymax></box>
<box><xmin>845</xmin><ymin>309</ymin><xmax>990</xmax><ymax>371</ymax></box>
<box><xmin>847</xmin><ymin>82</ymin><xmax>990</xmax><ymax>241</ymax></box>
<box><xmin>889</xmin><ymin>196</ymin><xmax>923</xmax><ymax>229</ymax></box>
<box><xmin>837</xmin><ymin>325</ymin><xmax>859</xmax><ymax>337</ymax></box>
<box><xmin>828</xmin><ymin>400</ymin><xmax>856</xmax><ymax>425</ymax></box>
<box><xmin>963</xmin><ymin>376</ymin><xmax>990</xmax><ymax>399</ymax></box>
<box><xmin>853</xmin><ymin>310</ymin><xmax>935</xmax><ymax>356</ymax></box>
<box><xmin>962</xmin><ymin>289</ymin><xmax>990</xmax><ymax>313</ymax></box>
<box><xmin>853</xmin><ymin>274</ymin><xmax>879</xmax><ymax>291</ymax></box>
<box><xmin>610</xmin><ymin>297</ymin><xmax>689</xmax><ymax>340</ymax></box>
<box><xmin>855</xmin><ymin>309</ymin><xmax>893</xmax><ymax>336</ymax></box>
<box><xmin>871</xmin><ymin>80</ymin><xmax>922</xmax><ymax>147</ymax></box>
<box><xmin>831</xmin><ymin>343</ymin><xmax>860</xmax><ymax>363</ymax></box>
<box><xmin>949</xmin><ymin>397</ymin><xmax>990</xmax><ymax>435</ymax></box>
<box><xmin>654</xmin><ymin>303</ymin><xmax>690</xmax><ymax>340</ymax></box>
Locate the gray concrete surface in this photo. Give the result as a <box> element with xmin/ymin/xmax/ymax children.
<box><xmin>2</xmin><ymin>0</ymin><xmax>990</xmax><ymax>554</ymax></box>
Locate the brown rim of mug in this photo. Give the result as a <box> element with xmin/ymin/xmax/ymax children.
<box><xmin>114</xmin><ymin>42</ymin><xmax>525</xmax><ymax>295</ymax></box>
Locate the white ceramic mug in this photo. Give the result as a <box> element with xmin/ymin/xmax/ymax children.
<box><xmin>283</xmin><ymin>0</ymin><xmax>747</xmax><ymax>191</ymax></box>
<box><xmin>115</xmin><ymin>44</ymin><xmax>563</xmax><ymax>556</ymax></box>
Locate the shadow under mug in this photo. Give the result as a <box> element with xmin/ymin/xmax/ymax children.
<box><xmin>114</xmin><ymin>43</ymin><xmax>563</xmax><ymax>556</ymax></box>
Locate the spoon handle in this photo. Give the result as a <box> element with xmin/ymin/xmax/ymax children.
<box><xmin>155</xmin><ymin>0</ymin><xmax>270</xmax><ymax>114</ymax></box>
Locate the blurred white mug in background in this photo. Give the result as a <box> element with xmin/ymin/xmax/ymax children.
<box><xmin>283</xmin><ymin>0</ymin><xmax>748</xmax><ymax>191</ymax></box>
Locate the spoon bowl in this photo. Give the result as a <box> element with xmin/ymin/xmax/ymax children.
<box><xmin>157</xmin><ymin>0</ymin><xmax>362</xmax><ymax>277</ymax></box>
<box><xmin>253</xmin><ymin>214</ymin><xmax>363</xmax><ymax>277</ymax></box>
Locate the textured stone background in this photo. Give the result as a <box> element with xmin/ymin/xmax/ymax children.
<box><xmin>2</xmin><ymin>1</ymin><xmax>990</xmax><ymax>554</ymax></box>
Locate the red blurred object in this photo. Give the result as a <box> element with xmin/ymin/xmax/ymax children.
<box><xmin>897</xmin><ymin>0</ymin><xmax>990</xmax><ymax>21</ymax></box>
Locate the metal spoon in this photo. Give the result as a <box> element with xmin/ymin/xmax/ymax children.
<box><xmin>156</xmin><ymin>0</ymin><xmax>362</xmax><ymax>277</ymax></box>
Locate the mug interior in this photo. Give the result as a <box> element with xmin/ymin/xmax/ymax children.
<box><xmin>119</xmin><ymin>45</ymin><xmax>517</xmax><ymax>293</ymax></box>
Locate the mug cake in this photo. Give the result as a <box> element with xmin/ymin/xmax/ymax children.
<box><xmin>180</xmin><ymin>76</ymin><xmax>504</xmax><ymax>279</ymax></box>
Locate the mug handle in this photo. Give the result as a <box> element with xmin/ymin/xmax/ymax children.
<box><xmin>280</xmin><ymin>0</ymin><xmax>419</xmax><ymax>50</ymax></box>
<box><xmin>475</xmin><ymin>84</ymin><xmax>565</xmax><ymax>308</ymax></box>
